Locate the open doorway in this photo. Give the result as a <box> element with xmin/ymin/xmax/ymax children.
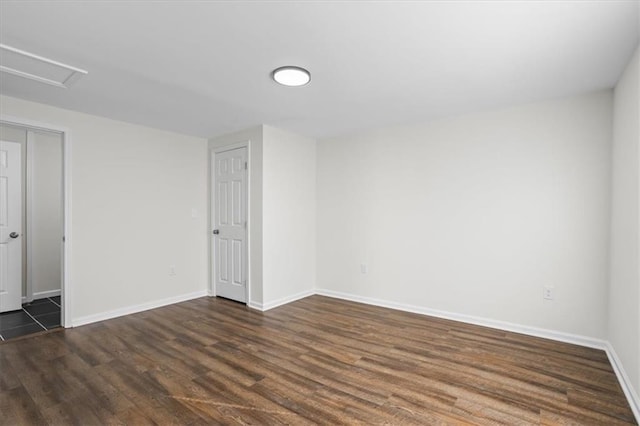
<box><xmin>0</xmin><ymin>122</ymin><xmax>64</xmax><ymax>340</ymax></box>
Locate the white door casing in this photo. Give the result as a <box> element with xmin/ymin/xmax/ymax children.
<box><xmin>213</xmin><ymin>147</ymin><xmax>247</xmax><ymax>302</ymax></box>
<box><xmin>0</xmin><ymin>140</ymin><xmax>22</xmax><ymax>312</ymax></box>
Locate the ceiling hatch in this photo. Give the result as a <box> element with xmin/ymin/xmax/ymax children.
<box><xmin>0</xmin><ymin>44</ymin><xmax>87</xmax><ymax>89</ymax></box>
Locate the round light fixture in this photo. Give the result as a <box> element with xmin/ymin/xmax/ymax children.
<box><xmin>272</xmin><ymin>66</ymin><xmax>311</xmax><ymax>87</ymax></box>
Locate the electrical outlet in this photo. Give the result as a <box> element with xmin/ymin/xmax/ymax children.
<box><xmin>543</xmin><ymin>286</ymin><xmax>554</xmax><ymax>300</ymax></box>
<box><xmin>169</xmin><ymin>265</ymin><xmax>176</xmax><ymax>276</ymax></box>
<box><xmin>360</xmin><ymin>264</ymin><xmax>368</xmax><ymax>274</ymax></box>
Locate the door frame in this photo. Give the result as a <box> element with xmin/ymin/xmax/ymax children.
<box><xmin>0</xmin><ymin>114</ymin><xmax>72</xmax><ymax>328</ymax></box>
<box><xmin>209</xmin><ymin>141</ymin><xmax>250</xmax><ymax>304</ymax></box>
<box><xmin>24</xmin><ymin>130</ymin><xmax>35</xmax><ymax>304</ymax></box>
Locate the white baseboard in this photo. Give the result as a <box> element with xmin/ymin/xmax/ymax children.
<box><xmin>605</xmin><ymin>342</ymin><xmax>640</xmax><ymax>421</ymax></box>
<box><xmin>22</xmin><ymin>289</ymin><xmax>61</xmax><ymax>302</ymax></box>
<box><xmin>247</xmin><ymin>301</ymin><xmax>263</xmax><ymax>311</ymax></box>
<box><xmin>315</xmin><ymin>288</ymin><xmax>606</xmax><ymax>349</ymax></box>
<box><xmin>248</xmin><ymin>289</ymin><xmax>315</xmax><ymax>312</ymax></box>
<box><xmin>71</xmin><ymin>290</ymin><xmax>208</xmax><ymax>327</ymax></box>
<box><xmin>33</xmin><ymin>289</ymin><xmax>61</xmax><ymax>299</ymax></box>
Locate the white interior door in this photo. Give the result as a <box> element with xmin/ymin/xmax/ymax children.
<box><xmin>0</xmin><ymin>140</ymin><xmax>23</xmax><ymax>312</ymax></box>
<box><xmin>213</xmin><ymin>147</ymin><xmax>247</xmax><ymax>302</ymax></box>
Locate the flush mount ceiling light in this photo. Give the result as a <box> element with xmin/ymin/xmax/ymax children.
<box><xmin>272</xmin><ymin>66</ymin><xmax>311</xmax><ymax>87</ymax></box>
<box><xmin>0</xmin><ymin>44</ymin><xmax>88</xmax><ymax>89</ymax></box>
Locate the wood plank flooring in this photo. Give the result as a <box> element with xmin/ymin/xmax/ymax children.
<box><xmin>0</xmin><ymin>295</ymin><xmax>636</xmax><ymax>425</ymax></box>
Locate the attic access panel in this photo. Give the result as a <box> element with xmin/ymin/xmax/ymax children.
<box><xmin>0</xmin><ymin>44</ymin><xmax>87</xmax><ymax>89</ymax></box>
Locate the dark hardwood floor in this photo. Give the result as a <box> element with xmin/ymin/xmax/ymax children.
<box><xmin>0</xmin><ymin>295</ymin><xmax>636</xmax><ymax>425</ymax></box>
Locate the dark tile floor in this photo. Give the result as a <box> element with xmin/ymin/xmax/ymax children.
<box><xmin>0</xmin><ymin>296</ymin><xmax>61</xmax><ymax>341</ymax></box>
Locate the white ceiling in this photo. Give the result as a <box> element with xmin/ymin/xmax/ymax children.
<box><xmin>0</xmin><ymin>1</ymin><xmax>638</xmax><ymax>140</ymax></box>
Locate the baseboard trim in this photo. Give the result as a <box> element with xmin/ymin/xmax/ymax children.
<box><xmin>605</xmin><ymin>342</ymin><xmax>640</xmax><ymax>421</ymax></box>
<box><xmin>315</xmin><ymin>288</ymin><xmax>606</xmax><ymax>349</ymax></box>
<box><xmin>71</xmin><ymin>290</ymin><xmax>208</xmax><ymax>327</ymax></box>
<box><xmin>247</xmin><ymin>301</ymin><xmax>263</xmax><ymax>311</ymax></box>
<box><xmin>22</xmin><ymin>289</ymin><xmax>61</xmax><ymax>303</ymax></box>
<box><xmin>33</xmin><ymin>289</ymin><xmax>61</xmax><ymax>299</ymax></box>
<box><xmin>248</xmin><ymin>289</ymin><xmax>315</xmax><ymax>312</ymax></box>
<box><xmin>263</xmin><ymin>289</ymin><xmax>315</xmax><ymax>311</ymax></box>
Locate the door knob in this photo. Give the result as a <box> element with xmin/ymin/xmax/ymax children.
<box><xmin>9</xmin><ymin>232</ymin><xmax>19</xmax><ymax>238</ymax></box>
<box><xmin>212</xmin><ymin>229</ymin><xmax>219</xmax><ymax>235</ymax></box>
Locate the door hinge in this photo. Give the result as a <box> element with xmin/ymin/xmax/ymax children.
<box><xmin>62</xmin><ymin>236</ymin><xmax>66</xmax><ymax>242</ymax></box>
<box><xmin>244</xmin><ymin>161</ymin><xmax>248</xmax><ymax>170</ymax></box>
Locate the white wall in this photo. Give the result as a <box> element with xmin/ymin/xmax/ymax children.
<box><xmin>609</xmin><ymin>45</ymin><xmax>640</xmax><ymax>399</ymax></box>
<box><xmin>30</xmin><ymin>130</ymin><xmax>63</xmax><ymax>297</ymax></box>
<box><xmin>262</xmin><ymin>125</ymin><xmax>316</xmax><ymax>306</ymax></box>
<box><xmin>209</xmin><ymin>126</ymin><xmax>264</xmax><ymax>306</ymax></box>
<box><xmin>1</xmin><ymin>95</ymin><xmax>209</xmax><ymax>323</ymax></box>
<box><xmin>317</xmin><ymin>90</ymin><xmax>613</xmax><ymax>339</ymax></box>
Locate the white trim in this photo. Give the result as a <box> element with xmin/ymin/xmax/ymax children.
<box><xmin>213</xmin><ymin>141</ymin><xmax>250</xmax><ymax>154</ymax></box>
<box><xmin>315</xmin><ymin>288</ymin><xmax>607</xmax><ymax>349</ymax></box>
<box><xmin>246</xmin><ymin>140</ymin><xmax>252</xmax><ymax>306</ymax></box>
<box><xmin>24</xmin><ymin>131</ymin><xmax>34</xmax><ymax>304</ymax></box>
<box><xmin>71</xmin><ymin>290</ymin><xmax>208</xmax><ymax>328</ymax></box>
<box><xmin>605</xmin><ymin>342</ymin><xmax>640</xmax><ymax>422</ymax></box>
<box><xmin>0</xmin><ymin>66</ymin><xmax>69</xmax><ymax>89</ymax></box>
<box><xmin>0</xmin><ymin>115</ymin><xmax>72</xmax><ymax>328</ymax></box>
<box><xmin>32</xmin><ymin>289</ymin><xmax>61</xmax><ymax>299</ymax></box>
<box><xmin>247</xmin><ymin>301</ymin><xmax>263</xmax><ymax>311</ymax></box>
<box><xmin>208</xmin><ymin>149</ymin><xmax>213</xmax><ymax>297</ymax></box>
<box><xmin>0</xmin><ymin>45</ymin><xmax>88</xmax><ymax>75</ymax></box>
<box><xmin>248</xmin><ymin>289</ymin><xmax>315</xmax><ymax>312</ymax></box>
<box><xmin>61</xmin><ymin>127</ymin><xmax>72</xmax><ymax>328</ymax></box>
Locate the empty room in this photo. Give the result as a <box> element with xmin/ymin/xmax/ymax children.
<box><xmin>0</xmin><ymin>0</ymin><xmax>639</xmax><ymax>424</ymax></box>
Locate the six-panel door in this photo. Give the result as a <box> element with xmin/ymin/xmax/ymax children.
<box><xmin>213</xmin><ymin>147</ymin><xmax>247</xmax><ymax>302</ymax></box>
<box><xmin>0</xmin><ymin>140</ymin><xmax>22</xmax><ymax>312</ymax></box>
